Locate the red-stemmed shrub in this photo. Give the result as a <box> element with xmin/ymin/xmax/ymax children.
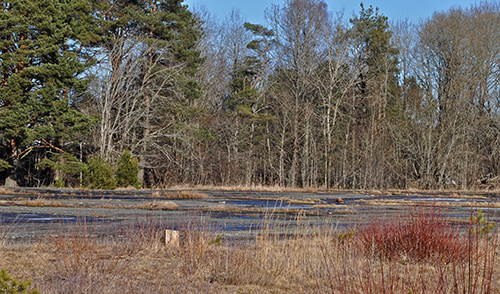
<box><xmin>357</xmin><ymin>206</ymin><xmax>469</xmax><ymax>264</ymax></box>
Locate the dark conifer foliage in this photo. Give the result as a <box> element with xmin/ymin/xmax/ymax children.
<box><xmin>0</xmin><ymin>0</ymin><xmax>98</xmax><ymax>186</ymax></box>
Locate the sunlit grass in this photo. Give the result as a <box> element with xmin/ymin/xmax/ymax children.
<box><xmin>0</xmin><ymin>206</ymin><xmax>497</xmax><ymax>293</ymax></box>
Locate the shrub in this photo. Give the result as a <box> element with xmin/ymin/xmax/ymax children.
<box><xmin>115</xmin><ymin>150</ymin><xmax>141</xmax><ymax>189</ymax></box>
<box><xmin>82</xmin><ymin>156</ymin><xmax>116</xmax><ymax>190</ymax></box>
<box><xmin>357</xmin><ymin>206</ymin><xmax>469</xmax><ymax>264</ymax></box>
<box><xmin>0</xmin><ymin>268</ymin><xmax>38</xmax><ymax>294</ymax></box>
<box><xmin>53</xmin><ymin>179</ymin><xmax>65</xmax><ymax>188</ymax></box>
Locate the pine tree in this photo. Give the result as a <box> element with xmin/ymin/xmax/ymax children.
<box><xmin>0</xmin><ymin>0</ymin><xmax>99</xmax><ymax>186</ymax></box>
<box><xmin>350</xmin><ymin>3</ymin><xmax>400</xmax><ymax>118</ymax></box>
<box><xmin>0</xmin><ymin>268</ymin><xmax>38</xmax><ymax>294</ymax></box>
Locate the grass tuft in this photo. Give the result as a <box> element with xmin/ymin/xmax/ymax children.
<box><xmin>139</xmin><ymin>200</ymin><xmax>179</xmax><ymax>210</ymax></box>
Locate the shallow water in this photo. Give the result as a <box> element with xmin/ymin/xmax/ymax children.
<box><xmin>1</xmin><ymin>188</ymin><xmax>500</xmax><ymax>241</ymax></box>
<box><xmin>0</xmin><ymin>212</ymin><xmax>107</xmax><ymax>224</ymax></box>
<box><xmin>401</xmin><ymin>196</ymin><xmax>490</xmax><ymax>202</ymax></box>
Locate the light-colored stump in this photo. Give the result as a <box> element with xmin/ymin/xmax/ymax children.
<box><xmin>165</xmin><ymin>229</ymin><xmax>179</xmax><ymax>246</ymax></box>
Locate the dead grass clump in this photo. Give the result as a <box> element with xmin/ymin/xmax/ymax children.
<box><xmin>152</xmin><ymin>190</ymin><xmax>210</xmax><ymax>199</ymax></box>
<box><xmin>139</xmin><ymin>200</ymin><xmax>179</xmax><ymax>210</ymax></box>
<box><xmin>36</xmin><ymin>220</ymin><xmax>166</xmax><ymax>293</ymax></box>
<box><xmin>115</xmin><ymin>186</ymin><xmax>137</xmax><ymax>191</ymax></box>
<box><xmin>283</xmin><ymin>198</ymin><xmax>319</xmax><ymax>205</ymax></box>
<box><xmin>175</xmin><ymin>191</ymin><xmax>210</xmax><ymax>199</ymax></box>
<box><xmin>12</xmin><ymin>197</ymin><xmax>66</xmax><ymax>208</ymax></box>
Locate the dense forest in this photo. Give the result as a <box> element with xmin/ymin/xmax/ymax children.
<box><xmin>0</xmin><ymin>0</ymin><xmax>499</xmax><ymax>190</ymax></box>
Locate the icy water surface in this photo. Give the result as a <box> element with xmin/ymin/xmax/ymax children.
<box><xmin>1</xmin><ymin>187</ymin><xmax>500</xmax><ymax>241</ymax></box>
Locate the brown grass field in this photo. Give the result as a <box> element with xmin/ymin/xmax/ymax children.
<box><xmin>0</xmin><ymin>205</ymin><xmax>499</xmax><ymax>294</ymax></box>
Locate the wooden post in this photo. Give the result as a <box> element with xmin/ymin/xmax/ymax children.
<box><xmin>165</xmin><ymin>229</ymin><xmax>179</xmax><ymax>246</ymax></box>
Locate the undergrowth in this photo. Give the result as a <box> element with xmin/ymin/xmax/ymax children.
<box><xmin>0</xmin><ymin>206</ymin><xmax>497</xmax><ymax>293</ymax></box>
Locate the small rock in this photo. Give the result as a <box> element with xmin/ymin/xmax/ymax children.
<box><xmin>336</xmin><ymin>197</ymin><xmax>344</xmax><ymax>204</ymax></box>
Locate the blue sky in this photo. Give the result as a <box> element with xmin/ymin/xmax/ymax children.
<box><xmin>184</xmin><ymin>0</ymin><xmax>484</xmax><ymax>24</ymax></box>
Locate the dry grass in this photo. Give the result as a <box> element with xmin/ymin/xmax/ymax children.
<box><xmin>0</xmin><ymin>207</ymin><xmax>498</xmax><ymax>293</ymax></box>
<box><xmin>138</xmin><ymin>200</ymin><xmax>180</xmax><ymax>210</ymax></box>
<box><xmin>360</xmin><ymin>199</ymin><xmax>500</xmax><ymax>208</ymax></box>
<box><xmin>194</xmin><ymin>206</ymin><xmax>319</xmax><ymax>215</ymax></box>
<box><xmin>151</xmin><ymin>190</ymin><xmax>210</xmax><ymax>199</ymax></box>
<box><xmin>5</xmin><ymin>196</ymin><xmax>66</xmax><ymax>208</ymax></box>
<box><xmin>392</xmin><ymin>189</ymin><xmax>498</xmax><ymax>200</ymax></box>
<box><xmin>283</xmin><ymin>197</ymin><xmax>320</xmax><ymax>205</ymax></box>
<box><xmin>0</xmin><ymin>197</ymin><xmax>181</xmax><ymax>211</ymax></box>
<box><xmin>168</xmin><ymin>184</ymin><xmax>320</xmax><ymax>193</ymax></box>
<box><xmin>0</xmin><ymin>187</ymin><xmax>39</xmax><ymax>196</ymax></box>
<box><xmin>311</xmin><ymin>205</ymin><xmax>356</xmax><ymax>214</ymax></box>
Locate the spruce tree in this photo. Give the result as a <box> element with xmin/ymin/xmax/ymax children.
<box><xmin>115</xmin><ymin>150</ymin><xmax>141</xmax><ymax>189</ymax></box>
<box><xmin>0</xmin><ymin>0</ymin><xmax>99</xmax><ymax>186</ymax></box>
<box><xmin>83</xmin><ymin>156</ymin><xmax>116</xmax><ymax>190</ymax></box>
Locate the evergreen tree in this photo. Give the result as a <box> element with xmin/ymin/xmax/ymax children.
<box><xmin>0</xmin><ymin>268</ymin><xmax>38</xmax><ymax>294</ymax></box>
<box><xmin>227</xmin><ymin>22</ymin><xmax>273</xmax><ymax>111</ymax></box>
<box><xmin>115</xmin><ymin>150</ymin><xmax>141</xmax><ymax>189</ymax></box>
<box><xmin>83</xmin><ymin>156</ymin><xmax>116</xmax><ymax>190</ymax></box>
<box><xmin>348</xmin><ymin>4</ymin><xmax>401</xmax><ymax>188</ymax></box>
<box><xmin>0</xmin><ymin>0</ymin><xmax>99</xmax><ymax>185</ymax></box>
<box><xmin>350</xmin><ymin>3</ymin><xmax>400</xmax><ymax>116</ymax></box>
<box><xmin>36</xmin><ymin>152</ymin><xmax>86</xmax><ymax>187</ymax></box>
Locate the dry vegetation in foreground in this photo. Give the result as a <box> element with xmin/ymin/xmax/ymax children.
<box><xmin>0</xmin><ymin>207</ymin><xmax>498</xmax><ymax>294</ymax></box>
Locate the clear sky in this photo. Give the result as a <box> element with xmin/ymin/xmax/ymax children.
<box><xmin>184</xmin><ymin>0</ymin><xmax>484</xmax><ymax>24</ymax></box>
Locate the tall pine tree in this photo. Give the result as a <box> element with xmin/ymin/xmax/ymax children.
<box><xmin>0</xmin><ymin>0</ymin><xmax>98</xmax><ymax>186</ymax></box>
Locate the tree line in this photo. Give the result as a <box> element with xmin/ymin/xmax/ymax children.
<box><xmin>1</xmin><ymin>0</ymin><xmax>500</xmax><ymax>190</ymax></box>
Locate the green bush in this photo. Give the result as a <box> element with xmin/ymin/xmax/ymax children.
<box><xmin>0</xmin><ymin>268</ymin><xmax>38</xmax><ymax>294</ymax></box>
<box><xmin>53</xmin><ymin>179</ymin><xmax>65</xmax><ymax>188</ymax></box>
<box><xmin>115</xmin><ymin>150</ymin><xmax>141</xmax><ymax>189</ymax></box>
<box><xmin>82</xmin><ymin>156</ymin><xmax>116</xmax><ymax>190</ymax></box>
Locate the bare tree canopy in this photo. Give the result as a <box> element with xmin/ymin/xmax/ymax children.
<box><xmin>2</xmin><ymin>0</ymin><xmax>500</xmax><ymax>190</ymax></box>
